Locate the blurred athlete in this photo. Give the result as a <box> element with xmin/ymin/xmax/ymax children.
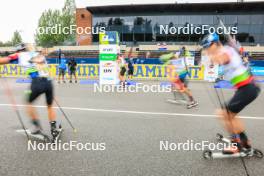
<box><xmin>68</xmin><ymin>58</ymin><xmax>77</xmax><ymax>83</ymax></box>
<box><xmin>161</xmin><ymin>50</ymin><xmax>198</xmax><ymax>109</ymax></box>
<box><xmin>201</xmin><ymin>33</ymin><xmax>260</xmax><ymax>155</ymax></box>
<box><xmin>127</xmin><ymin>48</ymin><xmax>134</xmax><ymax>80</ymax></box>
<box><xmin>117</xmin><ymin>54</ymin><xmax>127</xmax><ymax>87</ymax></box>
<box><xmin>0</xmin><ymin>43</ymin><xmax>60</xmax><ymax>139</ymax></box>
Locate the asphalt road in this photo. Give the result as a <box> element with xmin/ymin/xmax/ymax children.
<box><xmin>0</xmin><ymin>78</ymin><xmax>263</xmax><ymax>176</ymax></box>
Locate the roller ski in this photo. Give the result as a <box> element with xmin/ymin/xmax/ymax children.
<box><xmin>166</xmin><ymin>90</ymin><xmax>188</xmax><ymax>105</ymax></box>
<box><xmin>51</xmin><ymin>121</ymin><xmax>63</xmax><ymax>143</ymax></box>
<box><xmin>17</xmin><ymin>128</ymin><xmax>51</xmax><ymax>143</ymax></box>
<box><xmin>186</xmin><ymin>101</ymin><xmax>198</xmax><ymax>109</ymax></box>
<box><xmin>203</xmin><ymin>133</ymin><xmax>263</xmax><ymax>159</ymax></box>
<box><xmin>166</xmin><ymin>99</ymin><xmax>188</xmax><ymax>105</ymax></box>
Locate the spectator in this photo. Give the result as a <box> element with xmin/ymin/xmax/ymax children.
<box><xmin>127</xmin><ymin>47</ymin><xmax>134</xmax><ymax>80</ymax></box>
<box><xmin>68</xmin><ymin>58</ymin><xmax>78</xmax><ymax>83</ymax></box>
<box><xmin>117</xmin><ymin>54</ymin><xmax>127</xmax><ymax>87</ymax></box>
<box><xmin>127</xmin><ymin>58</ymin><xmax>134</xmax><ymax>80</ymax></box>
<box><xmin>58</xmin><ymin>55</ymin><xmax>67</xmax><ymax>83</ymax></box>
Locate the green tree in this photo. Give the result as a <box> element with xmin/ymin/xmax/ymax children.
<box><xmin>35</xmin><ymin>9</ymin><xmax>62</xmax><ymax>47</ymax></box>
<box><xmin>11</xmin><ymin>30</ymin><xmax>23</xmax><ymax>45</ymax></box>
<box><xmin>35</xmin><ymin>0</ymin><xmax>76</xmax><ymax>47</ymax></box>
<box><xmin>61</xmin><ymin>0</ymin><xmax>76</xmax><ymax>45</ymax></box>
<box><xmin>0</xmin><ymin>41</ymin><xmax>13</xmax><ymax>47</ymax></box>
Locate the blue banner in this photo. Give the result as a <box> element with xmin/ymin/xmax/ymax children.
<box><xmin>251</xmin><ymin>67</ymin><xmax>264</xmax><ymax>76</ymax></box>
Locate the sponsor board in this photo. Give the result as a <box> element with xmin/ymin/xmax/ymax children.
<box><xmin>99</xmin><ymin>31</ymin><xmax>120</xmax><ymax>84</ymax></box>
<box><xmin>185</xmin><ymin>57</ymin><xmax>195</xmax><ymax>66</ymax></box>
<box><xmin>99</xmin><ymin>45</ymin><xmax>119</xmax><ymax>54</ymax></box>
<box><xmin>0</xmin><ymin>64</ymin><xmax>204</xmax><ymax>80</ymax></box>
<box><xmin>99</xmin><ymin>61</ymin><xmax>118</xmax><ymax>84</ymax></box>
<box><xmin>99</xmin><ymin>31</ymin><xmax>119</xmax><ymax>45</ymax></box>
<box><xmin>99</xmin><ymin>54</ymin><xmax>117</xmax><ymax>61</ymax></box>
<box><xmin>204</xmin><ymin>64</ymin><xmax>219</xmax><ymax>82</ymax></box>
<box><xmin>201</xmin><ymin>56</ymin><xmax>219</xmax><ymax>81</ymax></box>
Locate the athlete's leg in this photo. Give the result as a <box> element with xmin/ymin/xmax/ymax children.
<box><xmin>27</xmin><ymin>79</ymin><xmax>43</xmax><ymax>133</ymax></box>
<box><xmin>172</xmin><ymin>81</ymin><xmax>186</xmax><ymax>101</ymax></box>
<box><xmin>218</xmin><ymin>84</ymin><xmax>260</xmax><ymax>152</ymax></box>
<box><xmin>177</xmin><ymin>78</ymin><xmax>194</xmax><ymax>102</ymax></box>
<box><xmin>44</xmin><ymin>79</ymin><xmax>60</xmax><ymax>137</ymax></box>
<box><xmin>119</xmin><ymin>67</ymin><xmax>126</xmax><ymax>87</ymax></box>
<box><xmin>181</xmin><ymin>87</ymin><xmax>194</xmax><ymax>102</ymax></box>
<box><xmin>74</xmin><ymin>71</ymin><xmax>77</xmax><ymax>82</ymax></box>
<box><xmin>217</xmin><ymin>110</ymin><xmax>245</xmax><ymax>134</ymax></box>
<box><xmin>180</xmin><ymin>83</ymin><xmax>198</xmax><ymax>108</ymax></box>
<box><xmin>69</xmin><ymin>71</ymin><xmax>73</xmax><ymax>83</ymax></box>
<box><xmin>45</xmin><ymin>80</ymin><xmax>56</xmax><ymax>122</ymax></box>
<box><xmin>27</xmin><ymin>80</ymin><xmax>41</xmax><ymax>120</ymax></box>
<box><xmin>217</xmin><ymin>109</ymin><xmax>250</xmax><ymax>154</ymax></box>
<box><xmin>62</xmin><ymin>70</ymin><xmax>66</xmax><ymax>83</ymax></box>
<box><xmin>58</xmin><ymin>69</ymin><xmax>62</xmax><ymax>83</ymax></box>
<box><xmin>27</xmin><ymin>105</ymin><xmax>38</xmax><ymax>120</ymax></box>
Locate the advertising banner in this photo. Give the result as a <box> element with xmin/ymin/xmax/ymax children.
<box><xmin>0</xmin><ymin>64</ymin><xmax>204</xmax><ymax>80</ymax></box>
<box><xmin>99</xmin><ymin>45</ymin><xmax>119</xmax><ymax>54</ymax></box>
<box><xmin>99</xmin><ymin>31</ymin><xmax>119</xmax><ymax>84</ymax></box>
<box><xmin>184</xmin><ymin>57</ymin><xmax>195</xmax><ymax>66</ymax></box>
<box><xmin>201</xmin><ymin>56</ymin><xmax>219</xmax><ymax>82</ymax></box>
<box><xmin>99</xmin><ymin>31</ymin><xmax>119</xmax><ymax>45</ymax></box>
<box><xmin>204</xmin><ymin>64</ymin><xmax>219</xmax><ymax>82</ymax></box>
<box><xmin>99</xmin><ymin>61</ymin><xmax>118</xmax><ymax>84</ymax></box>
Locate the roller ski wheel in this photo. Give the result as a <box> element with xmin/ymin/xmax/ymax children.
<box><xmin>253</xmin><ymin>149</ymin><xmax>263</xmax><ymax>158</ymax></box>
<box><xmin>203</xmin><ymin>150</ymin><xmax>213</xmax><ymax>159</ymax></box>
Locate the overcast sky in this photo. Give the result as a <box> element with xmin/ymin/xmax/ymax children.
<box><xmin>0</xmin><ymin>0</ymin><xmax>65</xmax><ymax>43</ymax></box>
<box><xmin>0</xmin><ymin>0</ymin><xmax>263</xmax><ymax>43</ymax></box>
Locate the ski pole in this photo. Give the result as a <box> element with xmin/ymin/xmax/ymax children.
<box><xmin>214</xmin><ymin>87</ymin><xmax>250</xmax><ymax>176</ymax></box>
<box><xmin>54</xmin><ymin>97</ymin><xmax>77</xmax><ymax>133</ymax></box>
<box><xmin>1</xmin><ymin>78</ymin><xmax>30</xmax><ymax>141</ymax></box>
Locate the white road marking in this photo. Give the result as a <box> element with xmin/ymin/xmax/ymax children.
<box><xmin>0</xmin><ymin>103</ymin><xmax>263</xmax><ymax>120</ymax></box>
<box><xmin>16</xmin><ymin>129</ymin><xmax>30</xmax><ymax>133</ymax></box>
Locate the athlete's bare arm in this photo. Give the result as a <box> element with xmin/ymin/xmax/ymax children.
<box><xmin>0</xmin><ymin>57</ymin><xmax>10</xmax><ymax>64</ymax></box>
<box><xmin>0</xmin><ymin>52</ymin><xmax>19</xmax><ymax>64</ymax></box>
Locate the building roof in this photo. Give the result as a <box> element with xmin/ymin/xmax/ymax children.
<box><xmin>76</xmin><ymin>0</ymin><xmax>264</xmax><ymax>8</ymax></box>
<box><xmin>85</xmin><ymin>2</ymin><xmax>264</xmax><ymax>15</ymax></box>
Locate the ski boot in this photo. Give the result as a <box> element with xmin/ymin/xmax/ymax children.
<box><xmin>50</xmin><ymin>121</ymin><xmax>61</xmax><ymax>143</ymax></box>
<box><xmin>187</xmin><ymin>101</ymin><xmax>198</xmax><ymax>109</ymax></box>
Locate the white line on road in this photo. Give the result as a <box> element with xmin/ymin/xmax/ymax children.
<box><xmin>16</xmin><ymin>129</ymin><xmax>30</xmax><ymax>133</ymax></box>
<box><xmin>0</xmin><ymin>103</ymin><xmax>263</xmax><ymax>120</ymax></box>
